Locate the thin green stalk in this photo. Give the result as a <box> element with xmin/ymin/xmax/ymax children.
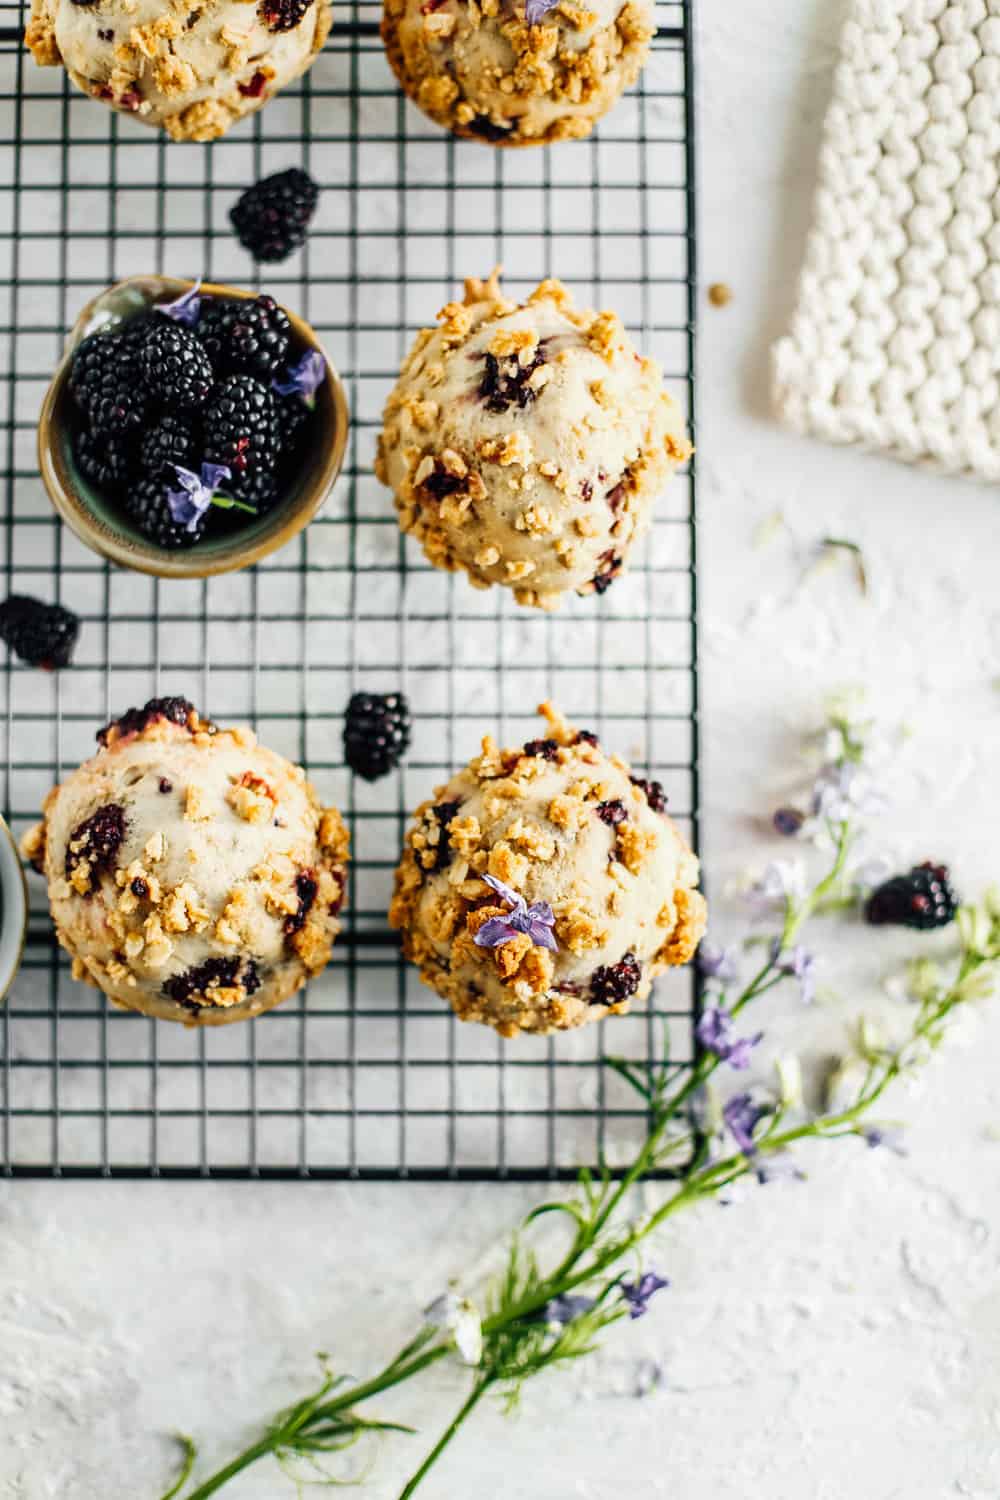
<box><xmin>396</xmin><ymin>1379</ymin><xmax>493</xmax><ymax>1500</ymax></box>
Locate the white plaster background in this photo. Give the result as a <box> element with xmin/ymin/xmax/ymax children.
<box><xmin>3</xmin><ymin>2</ymin><xmax>1000</xmax><ymax>1496</ymax></box>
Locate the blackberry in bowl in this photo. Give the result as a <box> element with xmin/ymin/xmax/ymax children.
<box><xmin>39</xmin><ymin>276</ymin><xmax>349</xmax><ymax>579</ymax></box>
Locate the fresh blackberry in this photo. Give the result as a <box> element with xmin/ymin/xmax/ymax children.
<box><xmin>276</xmin><ymin>391</ymin><xmax>310</xmax><ymax>455</ymax></box>
<box><xmin>120</xmin><ymin>310</ymin><xmax>161</xmax><ymax>347</ymax></box>
<box><xmin>630</xmin><ymin>777</ymin><xmax>667</xmax><ymax>814</ymax></box>
<box><xmin>140</xmin><ymin>415</ymin><xmax>198</xmax><ymax>479</ymax></box>
<box><xmin>98</xmin><ymin>696</ymin><xmax>195</xmax><ymax>746</ymax></box>
<box><xmin>203</xmin><ymin>375</ymin><xmax>278</xmax><ymax>477</ymax></box>
<box><xmin>70</xmin><ymin>333</ymin><xmax>148</xmax><ymax>438</ymax></box>
<box><xmin>74</xmin><ymin>428</ymin><xmax>136</xmax><ymax>494</ymax></box>
<box><xmin>258</xmin><ymin>0</ymin><xmax>313</xmax><ymax>30</ymax></box>
<box><xmin>137</xmin><ymin>321</ymin><xmax>214</xmax><ymax>411</ymax></box>
<box><xmin>224</xmin><ymin>467</ymin><xmax>279</xmax><ymax>515</ymax></box>
<box><xmin>865</xmin><ymin>863</ymin><xmax>959</xmax><ymax>931</ymax></box>
<box><xmin>125</xmin><ymin>475</ymin><xmax>205</xmax><ymax>550</ymax></box>
<box><xmin>0</xmin><ymin>595</ymin><xmax>80</xmax><ymax>669</ymax></box>
<box><xmin>230</xmin><ymin>169</ymin><xmax>319</xmax><ymax>261</ymax></box>
<box><xmin>589</xmin><ymin>952</ymin><xmax>642</xmax><ymax>1007</ymax></box>
<box><xmin>344</xmin><ymin>691</ymin><xmax>411</xmax><ymax>781</ymax></box>
<box><xmin>197</xmin><ymin>296</ymin><xmax>292</xmax><ymax>380</ymax></box>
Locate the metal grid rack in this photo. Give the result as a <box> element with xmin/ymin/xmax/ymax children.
<box><xmin>0</xmin><ymin>0</ymin><xmax>699</xmax><ymax>1179</ymax></box>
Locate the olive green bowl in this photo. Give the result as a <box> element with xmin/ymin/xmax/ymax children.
<box><xmin>38</xmin><ymin>276</ymin><xmax>350</xmax><ymax>579</ymax></box>
<box><xmin>0</xmin><ymin>814</ymin><xmax>28</xmax><ymax>1006</ymax></box>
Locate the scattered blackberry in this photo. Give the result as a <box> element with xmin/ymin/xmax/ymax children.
<box><xmin>140</xmin><ymin>415</ymin><xmax>198</xmax><ymax>479</ymax></box>
<box><xmin>230</xmin><ymin>169</ymin><xmax>319</xmax><ymax>261</ymax></box>
<box><xmin>630</xmin><ymin>777</ymin><xmax>667</xmax><ymax>814</ymax></box>
<box><xmin>74</xmin><ymin>428</ymin><xmax>136</xmax><ymax>494</ymax></box>
<box><xmin>258</xmin><ymin>0</ymin><xmax>314</xmax><ymax>30</ymax></box>
<box><xmin>276</xmin><ymin>390</ymin><xmax>310</xmax><ymax>455</ymax></box>
<box><xmin>478</xmin><ymin>345</ymin><xmax>548</xmax><ymax>414</ymax></box>
<box><xmin>137</xmin><ymin>321</ymin><xmax>214</xmax><ymax>411</ymax></box>
<box><xmin>223</xmin><ymin>466</ymin><xmax>279</xmax><ymax>516</ymax></box>
<box><xmin>865</xmin><ymin>863</ymin><xmax>959</xmax><ymax>931</ymax></box>
<box><xmin>197</xmin><ymin>295</ymin><xmax>292</xmax><ymax>379</ymax></box>
<box><xmin>523</xmin><ymin>738</ymin><xmax>560</xmax><ymax>761</ymax></box>
<box><xmin>344</xmin><ymin>691</ymin><xmax>411</xmax><ymax>781</ymax></box>
<box><xmin>589</xmin><ymin>952</ymin><xmax>642</xmax><ymax>1008</ymax></box>
<box><xmin>125</xmin><ymin>475</ymin><xmax>205</xmax><ymax>550</ymax></box>
<box><xmin>284</xmin><ymin>871</ymin><xmax>318</xmax><ymax>936</ymax></box>
<box><xmin>0</xmin><ymin>595</ymin><xmax>80</xmax><ymax>669</ymax></box>
<box><xmin>203</xmin><ymin>375</ymin><xmax>278</xmax><ymax>477</ymax></box>
<box><xmin>163</xmin><ymin>955</ymin><xmax>261</xmax><ymax>1008</ymax></box>
<box><xmin>70</xmin><ymin>333</ymin><xmax>148</xmax><ymax>438</ymax></box>
<box><xmin>98</xmin><ymin>696</ymin><xmax>195</xmax><ymax>746</ymax></box>
<box><xmin>64</xmin><ymin>803</ymin><xmax>127</xmax><ymax>889</ymax></box>
<box><xmin>596</xmin><ymin>799</ymin><xmax>627</xmax><ymax>826</ymax></box>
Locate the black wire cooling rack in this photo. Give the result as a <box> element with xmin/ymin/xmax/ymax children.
<box><xmin>0</xmin><ymin>0</ymin><xmax>699</xmax><ymax>1179</ymax></box>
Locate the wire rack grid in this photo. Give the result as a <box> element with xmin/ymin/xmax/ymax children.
<box><xmin>0</xmin><ymin>0</ymin><xmax>699</xmax><ymax>1180</ymax></box>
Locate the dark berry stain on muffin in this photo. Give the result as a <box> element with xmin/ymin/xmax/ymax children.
<box><xmin>574</xmin><ymin>730</ymin><xmax>599</xmax><ymax>747</ymax></box>
<box><xmin>158</xmin><ymin>777</ymin><xmax>173</xmax><ymax>794</ymax></box>
<box><xmin>606</xmin><ymin>482</ymin><xmax>626</xmax><ymax>514</ymax></box>
<box><xmin>284</xmin><ymin>870</ymin><xmax>318</xmax><ymax>936</ymax></box>
<box><xmin>591</xmin><ymin>551</ymin><xmax>623</xmax><ymax>594</ymax></box>
<box><xmin>164</xmin><ymin>956</ymin><xmax>261</xmax><ymax>1008</ymax></box>
<box><xmin>420</xmin><ymin>466</ymin><xmax>465</xmax><ymax>499</ymax></box>
<box><xmin>580</xmin><ymin>479</ymin><xmax>594</xmax><ymax>502</ymax></box>
<box><xmin>130</xmin><ymin>877</ymin><xmax>150</xmax><ymax>899</ymax></box>
<box><xmin>522</xmin><ymin>738</ymin><xmax>560</xmax><ymax>761</ymax></box>
<box><xmin>631</xmin><ymin>776</ymin><xmax>667</xmax><ymax>813</ymax></box>
<box><xmin>65</xmin><ymin>803</ymin><xmax>127</xmax><ymax>890</ymax></box>
<box><xmin>466</xmin><ymin>114</ymin><xmax>514</xmax><ymax>142</ymax></box>
<box><xmin>238</xmin><ymin>70</ymin><xmax>268</xmax><ymax>98</ymax></box>
<box><xmin>589</xmin><ymin>952</ymin><xmax>641</xmax><ymax>1007</ymax></box>
<box><xmin>98</xmin><ymin>695</ymin><xmax>195</xmax><ymax>746</ymax></box>
<box><xmin>478</xmin><ymin>343</ymin><xmax>548</xmax><ymax>415</ymax></box>
<box><xmin>596</xmin><ymin>799</ymin><xmax>627</xmax><ymax>827</ymax></box>
<box><xmin>430</xmin><ymin>800</ymin><xmax>461</xmax><ymax>871</ymax></box>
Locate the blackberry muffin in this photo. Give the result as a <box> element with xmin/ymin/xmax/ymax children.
<box><xmin>20</xmin><ymin>697</ymin><xmax>349</xmax><ymax>1026</ymax></box>
<box><xmin>389</xmin><ymin>703</ymin><xmax>705</xmax><ymax>1037</ymax></box>
<box><xmin>381</xmin><ymin>0</ymin><xmax>653</xmax><ymax>146</ymax></box>
<box><xmin>375</xmin><ymin>271</ymin><xmax>691</xmax><ymax>609</ymax></box>
<box><xmin>25</xmin><ymin>0</ymin><xmax>332</xmax><ymax>142</ymax></box>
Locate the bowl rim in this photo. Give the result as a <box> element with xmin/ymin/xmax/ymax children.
<box><xmin>0</xmin><ymin>814</ymin><xmax>28</xmax><ymax>1007</ymax></box>
<box><xmin>37</xmin><ymin>274</ymin><xmax>351</xmax><ymax>580</ymax></box>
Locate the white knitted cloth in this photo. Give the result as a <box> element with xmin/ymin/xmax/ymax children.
<box><xmin>772</xmin><ymin>0</ymin><xmax>1000</xmax><ymax>480</ymax></box>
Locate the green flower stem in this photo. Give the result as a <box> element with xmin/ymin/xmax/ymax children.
<box><xmin>397</xmin><ymin>1379</ymin><xmax>494</xmax><ymax>1500</ymax></box>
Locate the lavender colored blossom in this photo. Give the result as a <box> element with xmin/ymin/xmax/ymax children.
<box><xmin>166</xmin><ymin>462</ymin><xmax>233</xmax><ymax>532</ymax></box>
<box><xmin>619</xmin><ymin>1271</ymin><xmax>668</xmax><ymax>1320</ymax></box>
<box><xmin>695</xmin><ymin>1006</ymin><xmax>761</xmax><ymax>1071</ymax></box>
<box><xmin>771</xmin><ymin>942</ymin><xmax>817</xmax><ymax>1005</ymax></box>
<box><xmin>723</xmin><ymin>1092</ymin><xmax>767</xmax><ymax>1156</ymax></box>
<box><xmin>524</xmin><ymin>0</ymin><xmax>558</xmax><ymax>21</ymax></box>
<box><xmin>696</xmin><ymin>943</ymin><xmax>739</xmax><ymax>983</ymax></box>
<box><xmin>811</xmin><ymin>761</ymin><xmax>886</xmax><ymax>826</ymax></box>
<box><xmin>473</xmin><ymin>873</ymin><xmax>558</xmax><ymax>952</ymax></box>
<box><xmin>273</xmin><ymin>348</ymin><xmax>327</xmax><ymax>405</ymax></box>
<box><xmin>543</xmin><ymin>1294</ymin><xmax>596</xmax><ymax>1325</ymax></box>
<box><xmin>155</xmin><ymin>280</ymin><xmax>202</xmax><ymax>327</ymax></box>
<box><xmin>744</xmin><ymin>860</ymin><xmax>807</xmax><ymax>917</ymax></box>
<box><xmin>773</xmin><ymin>806</ymin><xmax>805</xmax><ymax>837</ymax></box>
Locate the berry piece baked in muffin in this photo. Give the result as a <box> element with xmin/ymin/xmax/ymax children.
<box><xmin>381</xmin><ymin>0</ymin><xmax>653</xmax><ymax>147</ymax></box>
<box><xmin>25</xmin><ymin>0</ymin><xmax>332</xmax><ymax>142</ymax></box>
<box><xmin>389</xmin><ymin>703</ymin><xmax>705</xmax><ymax>1037</ymax></box>
<box><xmin>375</xmin><ymin>271</ymin><xmax>691</xmax><ymax>609</ymax></box>
<box><xmin>21</xmin><ymin>697</ymin><xmax>349</xmax><ymax>1025</ymax></box>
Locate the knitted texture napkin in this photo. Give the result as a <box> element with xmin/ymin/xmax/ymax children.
<box><xmin>772</xmin><ymin>0</ymin><xmax>1000</xmax><ymax>479</ymax></box>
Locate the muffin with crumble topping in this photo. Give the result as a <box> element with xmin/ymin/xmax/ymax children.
<box><xmin>389</xmin><ymin>702</ymin><xmax>705</xmax><ymax>1037</ymax></box>
<box><xmin>20</xmin><ymin>696</ymin><xmax>349</xmax><ymax>1026</ymax></box>
<box><xmin>375</xmin><ymin>271</ymin><xmax>691</xmax><ymax>609</ymax></box>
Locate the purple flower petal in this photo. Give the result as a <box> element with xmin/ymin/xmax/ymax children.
<box><xmin>473</xmin><ymin>916</ymin><xmax>522</xmax><ymax>949</ymax></box>
<box><xmin>482</xmin><ymin>872</ymin><xmax>526</xmax><ymax>913</ymax></box>
<box><xmin>726</xmin><ymin>1034</ymin><xmax>762</xmax><ymax>1071</ymax></box>
<box><xmin>525</xmin><ymin>916</ymin><xmax>559</xmax><ymax>950</ymax></box>
<box><xmin>696</xmin><ymin>943</ymin><xmax>738</xmax><ymax>982</ymax></box>
<box><xmin>543</xmin><ymin>1294</ymin><xmax>596</xmax><ymax>1325</ymax></box>
<box><xmin>723</xmin><ymin>1092</ymin><xmax>766</xmax><ymax>1156</ymax></box>
<box><xmin>696</xmin><ymin>1006</ymin><xmax>760</xmax><ymax>1070</ymax></box>
<box><xmin>619</xmin><ymin>1271</ymin><xmax>669</xmax><ymax>1320</ymax></box>
<box><xmin>165</xmin><ymin>461</ymin><xmax>232</xmax><ymax>533</ymax></box>
<box><xmin>524</xmin><ymin>0</ymin><xmax>558</xmax><ymax>20</ymax></box>
<box><xmin>771</xmin><ymin>942</ymin><xmax>817</xmax><ymax>1005</ymax></box>
<box><xmin>156</xmin><ymin>280</ymin><xmax>202</xmax><ymax>327</ymax></box>
<box><xmin>272</xmin><ymin>348</ymin><xmax>327</xmax><ymax>404</ymax></box>
<box><xmin>863</xmin><ymin>1125</ymin><xmax>907</xmax><ymax>1156</ymax></box>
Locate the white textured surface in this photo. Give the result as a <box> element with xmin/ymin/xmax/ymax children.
<box><xmin>4</xmin><ymin>4</ymin><xmax>1000</xmax><ymax>1498</ymax></box>
<box><xmin>772</xmin><ymin>0</ymin><xmax>1000</xmax><ymax>478</ymax></box>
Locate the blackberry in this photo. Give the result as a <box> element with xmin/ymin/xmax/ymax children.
<box><xmin>163</xmin><ymin>955</ymin><xmax>261</xmax><ymax>1009</ymax></box>
<box><xmin>589</xmin><ymin>952</ymin><xmax>642</xmax><ymax>1008</ymax></box>
<box><xmin>203</xmin><ymin>375</ymin><xmax>278</xmax><ymax>477</ymax></box>
<box><xmin>344</xmin><ymin>691</ymin><xmax>411</xmax><ymax>780</ymax></box>
<box><xmin>137</xmin><ymin>321</ymin><xmax>214</xmax><ymax>411</ymax></box>
<box><xmin>197</xmin><ymin>296</ymin><xmax>292</xmax><ymax>380</ymax></box>
<box><xmin>65</xmin><ymin>803</ymin><xmax>127</xmax><ymax>889</ymax></box>
<box><xmin>276</xmin><ymin>391</ymin><xmax>310</xmax><ymax>455</ymax></box>
<box><xmin>98</xmin><ymin>696</ymin><xmax>195</xmax><ymax>746</ymax></box>
<box><xmin>0</xmin><ymin>595</ymin><xmax>80</xmax><ymax>669</ymax></box>
<box><xmin>229</xmin><ymin>169</ymin><xmax>319</xmax><ymax>261</ymax></box>
<box><xmin>257</xmin><ymin>0</ymin><xmax>313</xmax><ymax>30</ymax></box>
<box><xmin>223</xmin><ymin>466</ymin><xmax>279</xmax><ymax>516</ymax></box>
<box><xmin>125</xmin><ymin>475</ymin><xmax>205</xmax><ymax>550</ymax></box>
<box><xmin>140</xmin><ymin>415</ymin><xmax>198</xmax><ymax>479</ymax></box>
<box><xmin>522</xmin><ymin>738</ymin><xmax>560</xmax><ymax>761</ymax></box>
<box><xmin>74</xmin><ymin>428</ymin><xmax>136</xmax><ymax>494</ymax></box>
<box><xmin>70</xmin><ymin>333</ymin><xmax>148</xmax><ymax>438</ymax></box>
<box><xmin>596</xmin><ymin>799</ymin><xmax>627</xmax><ymax>827</ymax></box>
<box><xmin>865</xmin><ymin>863</ymin><xmax>959</xmax><ymax>931</ymax></box>
<box><xmin>630</xmin><ymin>777</ymin><xmax>667</xmax><ymax>814</ymax></box>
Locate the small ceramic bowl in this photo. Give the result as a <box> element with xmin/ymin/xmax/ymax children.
<box><xmin>38</xmin><ymin>276</ymin><xmax>350</xmax><ymax>579</ymax></box>
<box><xmin>0</xmin><ymin>815</ymin><xmax>28</xmax><ymax>1005</ymax></box>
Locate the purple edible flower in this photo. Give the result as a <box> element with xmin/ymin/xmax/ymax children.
<box><xmin>771</xmin><ymin>941</ymin><xmax>817</xmax><ymax>1005</ymax></box>
<box><xmin>524</xmin><ymin>0</ymin><xmax>558</xmax><ymax>21</ymax></box>
<box><xmin>473</xmin><ymin>873</ymin><xmax>558</xmax><ymax>952</ymax></box>
<box><xmin>155</xmin><ymin>280</ymin><xmax>202</xmax><ymax>327</ymax></box>
<box><xmin>619</xmin><ymin>1271</ymin><xmax>668</xmax><ymax>1320</ymax></box>
<box><xmin>863</xmin><ymin>1125</ymin><xmax>907</xmax><ymax>1156</ymax></box>
<box><xmin>696</xmin><ymin>943</ymin><xmax>739</xmax><ymax>983</ymax></box>
<box><xmin>773</xmin><ymin>806</ymin><xmax>804</xmax><ymax>837</ymax></box>
<box><xmin>273</xmin><ymin>348</ymin><xmax>327</xmax><ymax>407</ymax></box>
<box><xmin>543</xmin><ymin>1294</ymin><xmax>596</xmax><ymax>1325</ymax></box>
<box><xmin>695</xmin><ymin>1006</ymin><xmax>761</xmax><ymax>1071</ymax></box>
<box><xmin>723</xmin><ymin>1092</ymin><xmax>767</xmax><ymax>1156</ymax></box>
<box><xmin>165</xmin><ymin>462</ymin><xmax>233</xmax><ymax>532</ymax></box>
